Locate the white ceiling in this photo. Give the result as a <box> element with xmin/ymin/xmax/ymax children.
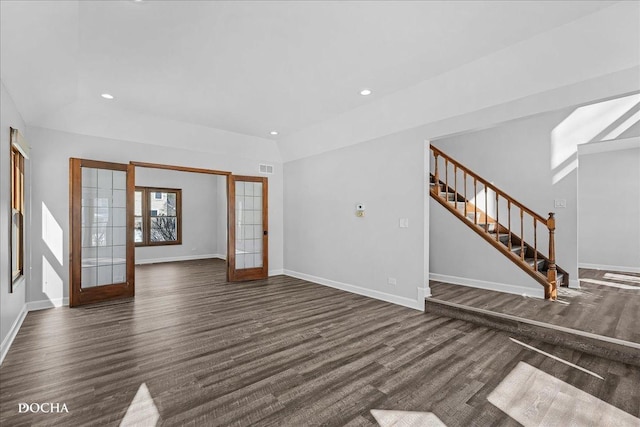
<box><xmin>0</xmin><ymin>1</ymin><xmax>621</xmax><ymax>142</ymax></box>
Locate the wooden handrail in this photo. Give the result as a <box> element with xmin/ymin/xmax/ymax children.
<box><xmin>431</xmin><ymin>145</ymin><xmax>547</xmax><ymax>224</ymax></box>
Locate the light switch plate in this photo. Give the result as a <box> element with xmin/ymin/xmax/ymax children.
<box><xmin>399</xmin><ymin>218</ymin><xmax>409</xmax><ymax>228</ymax></box>
<box><xmin>554</xmin><ymin>199</ymin><xmax>567</xmax><ymax>208</ymax></box>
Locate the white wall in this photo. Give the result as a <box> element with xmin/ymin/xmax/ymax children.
<box><xmin>134</xmin><ymin>168</ymin><xmax>226</xmax><ymax>264</ymax></box>
<box><xmin>0</xmin><ymin>81</ymin><xmax>27</xmax><ymax>357</ymax></box>
<box><xmin>578</xmin><ymin>140</ymin><xmax>640</xmax><ymax>272</ymax></box>
<box><xmin>283</xmin><ymin>130</ymin><xmax>429</xmax><ymax>310</ymax></box>
<box><xmin>26</xmin><ymin>126</ymin><xmax>283</xmax><ymax>307</ymax></box>
<box><xmin>216</xmin><ymin>176</ymin><xmax>228</xmax><ymax>257</ymax></box>
<box><xmin>278</xmin><ymin>2</ymin><xmax>639</xmax><ymax>162</ymax></box>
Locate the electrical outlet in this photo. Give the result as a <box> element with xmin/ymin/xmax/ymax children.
<box><xmin>388</xmin><ymin>277</ymin><xmax>397</xmax><ymax>286</ymax></box>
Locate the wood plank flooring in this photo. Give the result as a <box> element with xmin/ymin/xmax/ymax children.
<box><xmin>1</xmin><ymin>259</ymin><xmax>639</xmax><ymax>426</ymax></box>
<box><xmin>430</xmin><ymin>269</ymin><xmax>640</xmax><ymax>344</ymax></box>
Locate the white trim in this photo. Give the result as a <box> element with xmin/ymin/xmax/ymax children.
<box><xmin>0</xmin><ymin>304</ymin><xmax>28</xmax><ymax>366</ymax></box>
<box><xmin>578</xmin><ymin>262</ymin><xmax>640</xmax><ymax>273</ymax></box>
<box><xmin>26</xmin><ymin>297</ymin><xmax>69</xmax><ymax>311</ymax></box>
<box><xmin>579</xmin><ymin>263</ymin><xmax>640</xmax><ymax>274</ymax></box>
<box><xmin>10</xmin><ymin>127</ymin><xmax>30</xmax><ymax>158</ymax></box>
<box><xmin>423</xmin><ymin>287</ymin><xmax>432</xmax><ymax>298</ymax></box>
<box><xmin>423</xmin><ymin>139</ymin><xmax>431</xmax><ymax>304</ymax></box>
<box><xmin>577</xmin><ymin>136</ymin><xmax>640</xmax><ymax>155</ymax></box>
<box><xmin>269</xmin><ymin>269</ymin><xmax>284</xmax><ymax>276</ymax></box>
<box><xmin>284</xmin><ymin>270</ymin><xmax>424</xmax><ymax>311</ymax></box>
<box><xmin>417</xmin><ymin>286</ymin><xmax>430</xmax><ymax>301</ymax></box>
<box><xmin>569</xmin><ymin>278</ymin><xmax>581</xmax><ymax>289</ymax></box>
<box><xmin>429</xmin><ymin>273</ymin><xmax>545</xmax><ymax>299</ymax></box>
<box><xmin>134</xmin><ymin>253</ymin><xmax>224</xmax><ymax>265</ymax></box>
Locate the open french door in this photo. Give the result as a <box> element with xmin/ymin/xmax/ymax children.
<box><xmin>228</xmin><ymin>175</ymin><xmax>268</xmax><ymax>281</ymax></box>
<box><xmin>69</xmin><ymin>159</ymin><xmax>135</xmax><ymax>307</ymax></box>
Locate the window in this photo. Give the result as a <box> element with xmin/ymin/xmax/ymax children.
<box><xmin>134</xmin><ymin>187</ymin><xmax>182</xmax><ymax>246</ymax></box>
<box><xmin>10</xmin><ymin>143</ymin><xmax>25</xmax><ymax>282</ymax></box>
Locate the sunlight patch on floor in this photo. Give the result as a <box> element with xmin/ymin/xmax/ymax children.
<box><xmin>371</xmin><ymin>409</ymin><xmax>447</xmax><ymax>427</ymax></box>
<box><xmin>581</xmin><ymin>278</ymin><xmax>640</xmax><ymax>290</ymax></box>
<box><xmin>557</xmin><ymin>287</ymin><xmax>585</xmax><ymax>298</ymax></box>
<box><xmin>488</xmin><ymin>362</ymin><xmax>639</xmax><ymax>427</ymax></box>
<box><xmin>509</xmin><ymin>338</ymin><xmax>604</xmax><ymax>379</ymax></box>
<box><xmin>603</xmin><ymin>273</ymin><xmax>640</xmax><ymax>284</ymax></box>
<box><xmin>120</xmin><ymin>383</ymin><xmax>159</xmax><ymax>427</ymax></box>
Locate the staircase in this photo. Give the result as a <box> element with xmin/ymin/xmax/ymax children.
<box><xmin>429</xmin><ymin>145</ymin><xmax>568</xmax><ymax>300</ymax></box>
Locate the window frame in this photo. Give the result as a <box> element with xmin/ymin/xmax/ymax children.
<box><xmin>134</xmin><ymin>186</ymin><xmax>182</xmax><ymax>247</ymax></box>
<box><xmin>10</xmin><ymin>145</ymin><xmax>25</xmax><ymax>284</ymax></box>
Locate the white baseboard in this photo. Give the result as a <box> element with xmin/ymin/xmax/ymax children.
<box><xmin>417</xmin><ymin>286</ymin><xmax>430</xmax><ymax>302</ymax></box>
<box><xmin>269</xmin><ymin>269</ymin><xmax>284</xmax><ymax>276</ymax></box>
<box><xmin>569</xmin><ymin>279</ymin><xmax>581</xmax><ymax>289</ymax></box>
<box><xmin>579</xmin><ymin>263</ymin><xmax>640</xmax><ymax>274</ymax></box>
<box><xmin>283</xmin><ymin>270</ymin><xmax>424</xmax><ymax>311</ymax></box>
<box><xmin>135</xmin><ymin>253</ymin><xmax>224</xmax><ymax>265</ymax></box>
<box><xmin>26</xmin><ymin>297</ymin><xmax>69</xmax><ymax>311</ymax></box>
<box><xmin>429</xmin><ymin>273</ymin><xmax>545</xmax><ymax>299</ymax></box>
<box><xmin>0</xmin><ymin>304</ymin><xmax>28</xmax><ymax>366</ymax></box>
<box><xmin>422</xmin><ymin>285</ymin><xmax>432</xmax><ymax>298</ymax></box>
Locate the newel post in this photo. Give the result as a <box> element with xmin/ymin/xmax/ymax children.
<box><xmin>547</xmin><ymin>212</ymin><xmax>557</xmax><ymax>300</ymax></box>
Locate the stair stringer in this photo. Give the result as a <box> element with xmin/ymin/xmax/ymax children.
<box><xmin>429</xmin><ymin>197</ymin><xmax>545</xmax><ymax>298</ymax></box>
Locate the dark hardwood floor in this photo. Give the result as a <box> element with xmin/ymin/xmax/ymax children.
<box><xmin>1</xmin><ymin>259</ymin><xmax>639</xmax><ymax>426</ymax></box>
<box><xmin>430</xmin><ymin>269</ymin><xmax>640</xmax><ymax>344</ymax></box>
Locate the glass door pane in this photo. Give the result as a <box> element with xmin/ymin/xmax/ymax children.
<box><xmin>70</xmin><ymin>159</ymin><xmax>134</xmax><ymax>307</ymax></box>
<box><xmin>229</xmin><ymin>176</ymin><xmax>268</xmax><ymax>281</ymax></box>
<box><xmin>235</xmin><ymin>181</ymin><xmax>263</xmax><ymax>270</ymax></box>
<box><xmin>81</xmin><ymin>168</ymin><xmax>128</xmax><ymax>288</ymax></box>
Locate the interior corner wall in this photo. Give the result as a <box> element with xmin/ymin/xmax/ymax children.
<box><xmin>578</xmin><ymin>146</ymin><xmax>640</xmax><ymax>272</ymax></box>
<box><xmin>0</xmin><ymin>81</ymin><xmax>27</xmax><ymax>351</ymax></box>
<box><xmin>283</xmin><ymin>129</ymin><xmax>428</xmax><ymax>310</ymax></box>
<box><xmin>431</xmin><ymin>108</ymin><xmax>580</xmax><ymax>289</ymax></box>
<box><xmin>134</xmin><ymin>168</ymin><xmax>226</xmax><ymax>264</ymax></box>
<box><xmin>25</xmin><ymin>126</ymin><xmax>284</xmax><ymax>307</ymax></box>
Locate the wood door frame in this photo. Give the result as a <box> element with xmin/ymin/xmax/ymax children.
<box><xmin>69</xmin><ymin>158</ymin><xmax>135</xmax><ymax>307</ymax></box>
<box><xmin>130</xmin><ymin>161</ymin><xmax>231</xmax><ymax>177</ymax></box>
<box><xmin>228</xmin><ymin>175</ymin><xmax>269</xmax><ymax>281</ymax></box>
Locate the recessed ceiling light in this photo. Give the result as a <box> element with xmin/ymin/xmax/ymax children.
<box><xmin>360</xmin><ymin>89</ymin><xmax>372</xmax><ymax>96</ymax></box>
<box><xmin>270</xmin><ymin>131</ymin><xmax>279</xmax><ymax>136</ymax></box>
<box><xmin>101</xmin><ymin>93</ymin><xmax>114</xmax><ymax>100</ymax></box>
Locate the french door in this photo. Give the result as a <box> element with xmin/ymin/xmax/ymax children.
<box><xmin>69</xmin><ymin>159</ymin><xmax>135</xmax><ymax>306</ymax></box>
<box><xmin>228</xmin><ymin>175</ymin><xmax>268</xmax><ymax>281</ymax></box>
